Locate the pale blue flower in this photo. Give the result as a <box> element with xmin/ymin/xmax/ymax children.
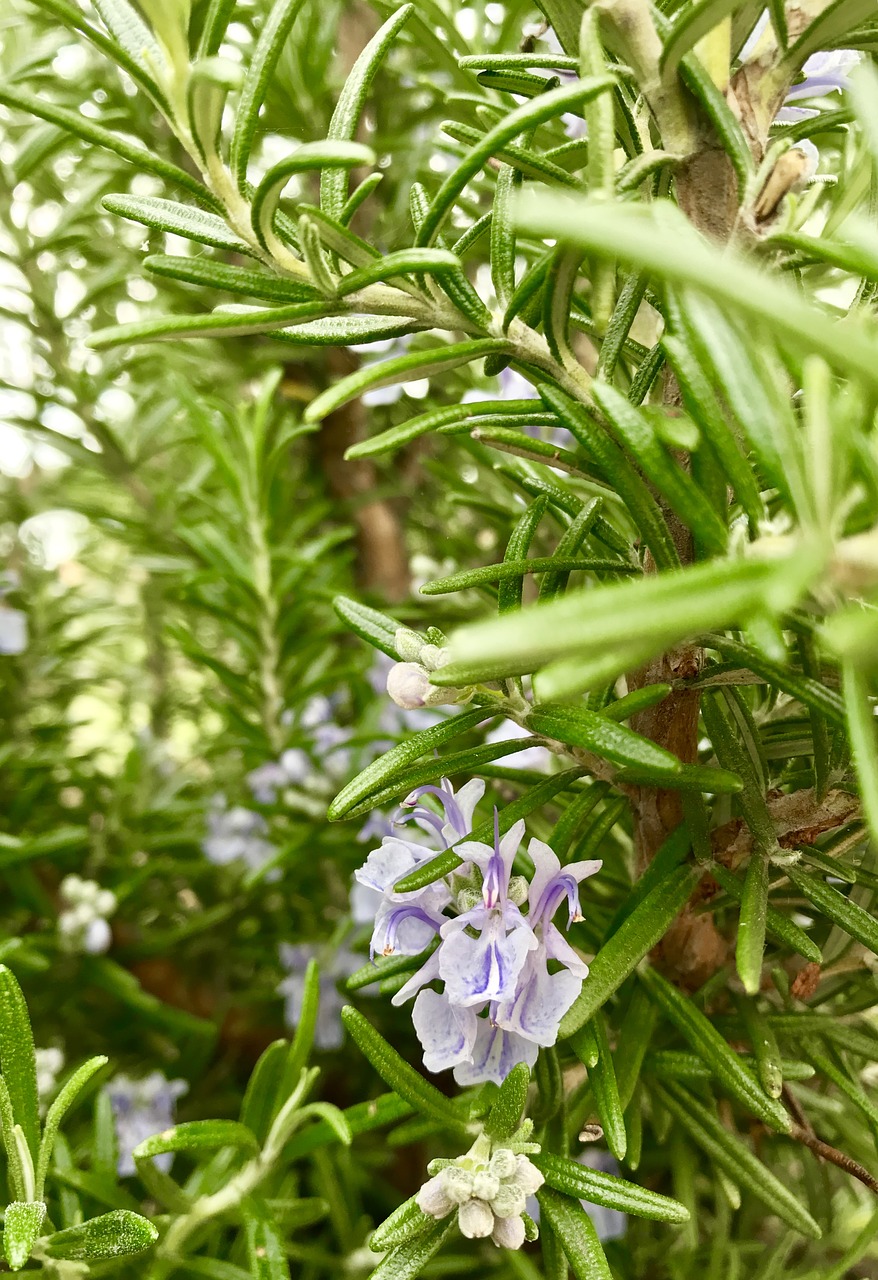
<box><xmin>203</xmin><ymin>798</ymin><xmax>276</xmax><ymax>872</ymax></box>
<box><xmin>0</xmin><ymin>606</ymin><xmax>26</xmax><ymax>655</ymax></box>
<box><xmin>277</xmin><ymin>942</ymin><xmax>360</xmax><ymax>1050</ymax></box>
<box><xmin>438</xmin><ymin>818</ymin><xmax>537</xmax><ymax>1007</ymax></box>
<box><xmin>451</xmin><ymin>1016</ymin><xmax>539</xmax><ymax>1087</ymax></box>
<box><xmin>107</xmin><ymin>1073</ymin><xmax>187</xmax><ymax>1176</ymax></box>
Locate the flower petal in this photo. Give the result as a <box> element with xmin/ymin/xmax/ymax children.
<box><xmin>439</xmin><ymin>916</ymin><xmax>537</xmax><ymax>1007</ymax></box>
<box><xmin>412</xmin><ymin>989</ymin><xmax>479</xmax><ymax>1073</ymax></box>
<box><xmin>453</xmin><ymin>1019</ymin><xmax>538</xmax><ymax>1086</ymax></box>
<box><xmin>494</xmin><ymin>949</ymin><xmax>582</xmax><ymax>1046</ymax></box>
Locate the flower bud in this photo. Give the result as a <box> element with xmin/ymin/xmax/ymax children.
<box><xmin>490</xmin><ymin>1182</ymin><xmax>526</xmax><ymax>1219</ymax></box>
<box><xmin>416</xmin><ymin>1173</ymin><xmax>454</xmax><ymax>1220</ymax></box>
<box><xmin>507</xmin><ymin>875</ymin><xmax>529</xmax><ymax>906</ymax></box>
<box><xmin>489</xmin><ymin>1149</ymin><xmax>518</xmax><ymax>1180</ymax></box>
<box><xmin>491</xmin><ymin>1214</ymin><xmax>526</xmax><ymax>1250</ymax></box>
<box><xmin>386</xmin><ymin>662</ymin><xmax>431</xmax><ymax>709</ymax></box>
<box><xmin>83</xmin><ymin>917</ymin><xmax>112</xmax><ymax>955</ymax></box>
<box><xmin>394</xmin><ymin>628</ymin><xmax>425</xmax><ymax>662</ymax></box>
<box><xmin>472</xmin><ymin>1171</ymin><xmax>500</xmax><ymax>1202</ymax></box>
<box><xmin>419</xmin><ymin>643</ymin><xmax>449</xmax><ymax>672</ymax></box>
<box><xmin>440</xmin><ymin>1166</ymin><xmax>474</xmax><ymax>1205</ymax></box>
<box><xmin>512</xmin><ymin>1155</ymin><xmax>545</xmax><ymax>1197</ymax></box>
<box><xmin>458</xmin><ymin>1198</ymin><xmax>495</xmax><ymax>1239</ymax></box>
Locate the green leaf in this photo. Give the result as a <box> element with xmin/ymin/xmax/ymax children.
<box><xmin>230</xmin><ymin>0</ymin><xmax>308</xmax><ymax>190</ymax></box>
<box><xmin>417</xmin><ymin>77</ymin><xmax>617</xmax><ymax>246</ymax></box>
<box><xmin>781</xmin><ymin>0</ymin><xmax>876</xmax><ymax>68</ymax></box>
<box><xmin>333</xmin><ymin>596</ymin><xmax>402</xmax><ymax>659</ymax></box>
<box><xmin>198</xmin><ymin>0</ymin><xmax>238</xmax><ymax>56</ymax></box>
<box><xmin>278</xmin><ymin>960</ymin><xmax>320</xmax><ymax>1105</ymax></box>
<box><xmin>341</xmin><ymin>1008</ymin><xmax>466</xmax><ymax>1132</ymax></box>
<box><xmin>515</xmin><ymin>195</ymin><xmax>878</xmax><ymax>390</ymax></box>
<box><xmin>101</xmin><ymin>194</ymin><xmax>256</xmax><ymax>255</ymax></box>
<box><xmin>662</xmin><ymin>335</ymin><xmax>763</xmax><ymax>531</ymax></box>
<box><xmin>706</xmin><ymin>636</ymin><xmax>844</xmax><ymax>727</ymax></box>
<box><xmin>88</xmin><ymin>299</ymin><xmax>335</xmax><ymax>349</ymax></box>
<box><xmin>485</xmin><ymin>1062</ymin><xmax>531</xmax><ymax>1141</ymax></box>
<box><xmin>638</xmin><ymin>967</ymin><xmax>790</xmax><ymax>1132</ymax></box>
<box><xmin>499</xmin><ymin>495</ymin><xmax>547</xmax><ymax>615</ymax></box>
<box><xmin>537</xmin><ymin>1188</ymin><xmax>613</xmax><ymax>1280</ymax></box>
<box><xmin>735</xmin><ymin>997</ymin><xmax>783</xmax><ymax>1101</ymax></box>
<box><xmin>786</xmin><ymin>864</ymin><xmax>878</xmax><ymax>955</ymax></box>
<box><xmin>92</xmin><ymin>0</ymin><xmax>170</xmax><ymax>108</ymax></box>
<box><xmin>251</xmin><ymin>141</ymin><xmax>375</xmax><ymax>248</ymax></box>
<box><xmin>701</xmin><ymin>689</ymin><xmax>779</xmax><ymax>857</ymax></box>
<box><xmin>328</xmin><ymin>706</ymin><xmax>493</xmax><ymax>820</ymax></box>
<box><xmin>144</xmin><ymin>254</ymin><xmax>315</xmax><ymax>302</ymax></box>
<box><xmin>540</xmin><ymin>383</ymin><xmax>679</xmax><ymax>571</ymax></box>
<box><xmin>244</xmin><ymin>1207</ymin><xmax>289</xmax><ymax>1280</ymax></box>
<box><xmin>655</xmin><ymin>1082</ymin><xmax>821</xmax><ymax>1239</ymax></box>
<box><xmin>43</xmin><ymin>1210</ymin><xmax>160</xmax><ymax>1261</ymax></box>
<box><xmin>342</xmin><ymin>740</ymin><xmax>542</xmax><ymax>820</ymax></box>
<box><xmin>421</xmin><ymin>557</ymin><xmax>630</xmax><ymax>596</ymax></box>
<box><xmin>132</xmin><ymin>1120</ymin><xmax>259</xmax><ymax>1160</ymax></box>
<box><xmin>36</xmin><ymin>1056</ymin><xmax>108</xmax><ymax>1199</ymax></box>
<box><xmin>559</xmin><ymin>865</ymin><xmax>699</xmax><ymax>1038</ymax></box>
<box><xmin>647</xmin><ymin>1049</ymin><xmax>814</xmax><ymax>1084</ymax></box>
<box><xmin>0</xmin><ymin>88</ymin><xmax>218</xmax><ymax>210</ymax></box>
<box><xmin>370</xmin><ymin>1196</ymin><xmax>435</xmax><ymax>1253</ymax></box>
<box><xmin>719</xmin><ymin>865</ymin><xmax>822</xmax><ymax>962</ymax></box>
<box><xmin>0</xmin><ymin>967</ymin><xmax>39</xmax><ymax>1162</ymax></box>
<box><xmin>240</xmin><ymin>1040</ymin><xmax>287</xmax><ymax>1143</ymax></box>
<box><xmin>591</xmin><ymin>380</ymin><xmax>728</xmax><ymax>555</ymax></box>
<box><xmin>321</xmin><ymin>5</ymin><xmax>414</xmax><ymax>219</ymax></box>
<box><xmin>737</xmin><ymin>845</ymin><xmax>770</xmax><ymax>996</ymax></box>
<box><xmin>586</xmin><ymin>1013</ymin><xmax>627</xmax><ymax>1161</ymax></box>
<box><xmin>3</xmin><ymin>1201</ymin><xmax>45</xmax><ymax>1272</ymax></box>
<box><xmin>534</xmin><ymin>1152</ymin><xmax>689</xmax><ymax>1222</ymax></box>
<box><xmin>367</xmin><ymin>1217</ymin><xmax>454</xmax><ymax>1280</ymax></box>
<box><xmin>282</xmin><ymin>1093</ymin><xmax>413</xmax><ymax>1161</ymax></box>
<box><xmin>660</xmin><ymin>0</ymin><xmax>749</xmax><ymax>79</ymax></box>
<box><xmin>305</xmin><ymin>339</ymin><xmax>513</xmax><ymax>423</ymax></box>
<box><xmin>527</xmin><ymin>704</ymin><xmax>681</xmax><ymax>774</ymax></box>
<box><xmin>841</xmin><ymin>660</ymin><xmax>878</xmax><ymax>847</ymax></box>
<box><xmin>435</xmin><ymin>553</ymin><xmax>818</xmax><ymax>688</ymax></box>
<box><xmin>334</xmin><ymin>249</ymin><xmax>464</xmax><ymax>299</ymax></box>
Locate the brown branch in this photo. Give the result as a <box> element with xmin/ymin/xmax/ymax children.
<box><xmin>783</xmin><ymin>1086</ymin><xmax>878</xmax><ymax>1196</ymax></box>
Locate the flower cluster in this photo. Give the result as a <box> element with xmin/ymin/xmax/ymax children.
<box><xmin>355</xmin><ymin>780</ymin><xmax>600</xmax><ymax>1084</ymax></box>
<box><xmin>203</xmin><ymin>797</ymin><xmax>276</xmax><ymax>872</ymax></box>
<box><xmin>386</xmin><ymin>628</ymin><xmax>472</xmax><ymax>711</ymax></box>
<box><xmin>57</xmin><ymin>875</ymin><xmax>116</xmax><ymax>955</ymax></box>
<box><xmin>107</xmin><ymin>1072</ymin><xmax>188</xmax><ymax>1177</ymax></box>
<box><xmin>417</xmin><ymin>1133</ymin><xmax>543</xmax><ymax>1250</ymax></box>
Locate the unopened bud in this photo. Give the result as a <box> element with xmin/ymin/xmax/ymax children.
<box><xmin>458</xmin><ymin>1198</ymin><xmax>494</xmax><ymax>1239</ymax></box>
<box><xmin>387</xmin><ymin>662</ymin><xmax>431</xmax><ymax>709</ymax></box>
<box><xmin>394</xmin><ymin>628</ymin><xmax>424</xmax><ymax>662</ymax></box>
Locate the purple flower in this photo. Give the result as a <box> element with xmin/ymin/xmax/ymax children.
<box><xmin>107</xmin><ymin>1073</ymin><xmax>187</xmax><ymax>1176</ymax></box>
<box><xmin>356</xmin><ymin>783</ymin><xmax>602</xmax><ymax>1084</ymax></box>
<box><xmin>438</xmin><ymin>818</ymin><xmax>537</xmax><ymax>1007</ymax></box>
<box><xmin>277</xmin><ymin>942</ymin><xmax>360</xmax><ymax>1050</ymax></box>
<box><xmin>203</xmin><ymin>798</ymin><xmax>276</xmax><ymax>872</ymax></box>
<box><xmin>777</xmin><ymin>49</ymin><xmax>859</xmax><ymax>122</ymax></box>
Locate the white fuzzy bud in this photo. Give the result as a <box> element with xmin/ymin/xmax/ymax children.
<box><xmin>386</xmin><ymin>662</ymin><xmax>431</xmax><ymax>709</ymax></box>
<box><xmin>95</xmin><ymin>889</ymin><xmax>117</xmax><ymax>917</ymax></box>
<box><xmin>489</xmin><ymin>1149</ymin><xmax>518</xmax><ymax>1180</ymax></box>
<box><xmin>440</xmin><ymin>1166</ymin><xmax>474</xmax><ymax>1205</ymax></box>
<box><xmin>458</xmin><ymin>1198</ymin><xmax>495</xmax><ymax>1239</ymax></box>
<box><xmin>418</xmin><ymin>643</ymin><xmax>449</xmax><ymax>672</ymax></box>
<box><xmin>394</xmin><ymin>628</ymin><xmax>424</xmax><ymax>662</ymax></box>
<box><xmin>83</xmin><ymin>917</ymin><xmax>112</xmax><ymax>955</ymax></box>
<box><xmin>490</xmin><ymin>1182</ymin><xmax>526</xmax><ymax>1219</ymax></box>
<box><xmin>507</xmin><ymin>875</ymin><xmax>529</xmax><ymax>906</ymax></box>
<box><xmin>512</xmin><ymin>1155</ymin><xmax>545</xmax><ymax>1197</ymax></box>
<box><xmin>491</xmin><ymin>1214</ymin><xmax>526</xmax><ymax>1250</ymax></box>
<box><xmin>472</xmin><ymin>1172</ymin><xmax>500</xmax><ymax>1202</ymax></box>
<box><xmin>416</xmin><ymin>1174</ymin><xmax>454</xmax><ymax>1220</ymax></box>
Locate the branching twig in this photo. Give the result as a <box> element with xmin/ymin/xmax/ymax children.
<box><xmin>784</xmin><ymin>1086</ymin><xmax>878</xmax><ymax>1196</ymax></box>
